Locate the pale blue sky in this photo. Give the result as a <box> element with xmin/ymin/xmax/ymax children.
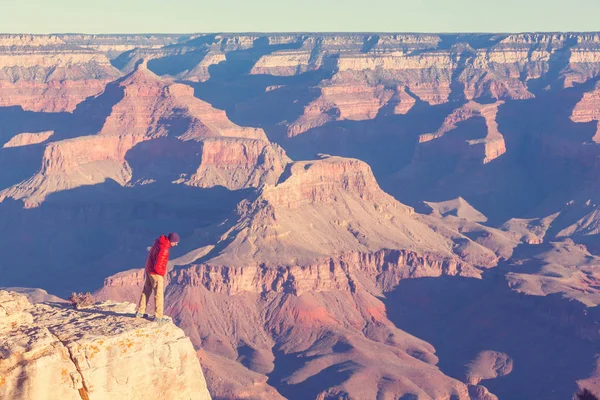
<box><xmin>2</xmin><ymin>0</ymin><xmax>599</xmax><ymax>34</ymax></box>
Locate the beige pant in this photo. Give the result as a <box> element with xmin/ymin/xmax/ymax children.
<box><xmin>137</xmin><ymin>273</ymin><xmax>164</xmax><ymax>318</ymax></box>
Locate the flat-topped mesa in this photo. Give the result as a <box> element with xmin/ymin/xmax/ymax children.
<box><xmin>194</xmin><ymin>156</ymin><xmax>478</xmax><ymax>272</ymax></box>
<box><xmin>56</xmin><ymin>34</ymin><xmax>182</xmax><ymax>58</ymax></box>
<box><xmin>183</xmin><ymin>138</ymin><xmax>290</xmax><ymax>190</ymax></box>
<box><xmin>0</xmin><ymin>290</ymin><xmax>212</xmax><ymax>400</ymax></box>
<box><xmin>261</xmin><ymin>155</ymin><xmax>393</xmax><ymax>207</ymax></box>
<box><xmin>0</xmin><ymin>34</ymin><xmax>117</xmax><ymax>79</ymax></box>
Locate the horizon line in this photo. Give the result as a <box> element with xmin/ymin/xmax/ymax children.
<box><xmin>2</xmin><ymin>31</ymin><xmax>600</xmax><ymax>36</ymax></box>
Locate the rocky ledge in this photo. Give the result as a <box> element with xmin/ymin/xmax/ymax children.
<box><xmin>0</xmin><ymin>290</ymin><xmax>211</xmax><ymax>400</ymax></box>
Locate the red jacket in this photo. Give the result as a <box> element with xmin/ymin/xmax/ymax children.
<box><xmin>145</xmin><ymin>235</ymin><xmax>171</xmax><ymax>276</ymax></box>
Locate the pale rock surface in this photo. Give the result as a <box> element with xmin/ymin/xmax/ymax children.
<box><xmin>182</xmin><ymin>138</ymin><xmax>290</xmax><ymax>190</ymax></box>
<box><xmin>0</xmin><ymin>287</ymin><xmax>65</xmax><ymax>304</ymax></box>
<box><xmin>424</xmin><ymin>197</ymin><xmax>488</xmax><ymax>223</ymax></box>
<box><xmin>501</xmin><ymin>213</ymin><xmax>559</xmax><ymax>244</ymax></box>
<box><xmin>464</xmin><ymin>350</ymin><xmax>513</xmax><ymax>385</ymax></box>
<box><xmin>506</xmin><ymin>240</ymin><xmax>600</xmax><ymax>307</ymax></box>
<box><xmin>0</xmin><ymin>290</ymin><xmax>211</xmax><ymax>400</ymax></box>
<box><xmin>0</xmin><ymin>34</ymin><xmax>120</xmax><ymax>112</ymax></box>
<box><xmin>2</xmin><ymin>131</ymin><xmax>54</xmax><ymax>148</ymax></box>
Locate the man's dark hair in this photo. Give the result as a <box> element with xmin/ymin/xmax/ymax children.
<box><xmin>576</xmin><ymin>389</ymin><xmax>599</xmax><ymax>400</ymax></box>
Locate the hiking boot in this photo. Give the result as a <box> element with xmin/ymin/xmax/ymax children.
<box><xmin>154</xmin><ymin>316</ymin><xmax>170</xmax><ymax>324</ymax></box>
<box><xmin>135</xmin><ymin>312</ymin><xmax>149</xmax><ymax>319</ymax></box>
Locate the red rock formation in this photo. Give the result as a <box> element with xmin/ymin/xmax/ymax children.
<box><xmin>0</xmin><ymin>34</ymin><xmax>120</xmax><ymax>112</ymax></box>
<box><xmin>183</xmin><ymin>138</ymin><xmax>290</xmax><ymax>190</ymax></box>
<box><xmin>95</xmin><ymin>154</ymin><xmax>501</xmax><ymax>399</ymax></box>
<box><xmin>287</xmin><ymin>77</ymin><xmax>414</xmax><ymax>137</ymax></box>
<box><xmin>0</xmin><ymin>62</ymin><xmax>268</xmax><ymax>206</ymax></box>
<box><xmin>0</xmin><ymin>80</ymin><xmax>111</xmax><ymax>112</ymax></box>
<box><xmin>98</xmin><ymin>263</ymin><xmax>479</xmax><ymax>400</ymax></box>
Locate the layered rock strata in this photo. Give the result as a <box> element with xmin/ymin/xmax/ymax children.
<box><xmin>0</xmin><ymin>62</ymin><xmax>267</xmax><ymax>206</ymax></box>
<box><xmin>182</xmin><ymin>138</ymin><xmax>290</xmax><ymax>190</ymax></box>
<box><xmin>0</xmin><ymin>35</ymin><xmax>120</xmax><ymax>112</ymax></box>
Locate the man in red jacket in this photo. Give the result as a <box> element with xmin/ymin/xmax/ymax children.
<box><xmin>136</xmin><ymin>232</ymin><xmax>179</xmax><ymax>322</ymax></box>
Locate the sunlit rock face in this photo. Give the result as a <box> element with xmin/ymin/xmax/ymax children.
<box><xmin>2</xmin><ymin>32</ymin><xmax>600</xmax><ymax>400</ymax></box>
<box><xmin>0</xmin><ymin>290</ymin><xmax>211</xmax><ymax>400</ymax></box>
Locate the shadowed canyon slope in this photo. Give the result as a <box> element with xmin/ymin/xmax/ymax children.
<box><xmin>2</xmin><ymin>33</ymin><xmax>600</xmax><ymax>399</ymax></box>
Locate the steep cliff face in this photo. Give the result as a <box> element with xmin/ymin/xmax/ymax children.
<box><xmin>0</xmin><ymin>290</ymin><xmax>211</xmax><ymax>400</ymax></box>
<box><xmin>571</xmin><ymin>80</ymin><xmax>600</xmax><ymax>143</ymax></box>
<box><xmin>97</xmin><ymin>266</ymin><xmax>488</xmax><ymax>400</ymax></box>
<box><xmin>0</xmin><ymin>62</ymin><xmax>268</xmax><ymax>207</ymax></box>
<box><xmin>183</xmin><ymin>137</ymin><xmax>290</xmax><ymax>190</ymax></box>
<box><xmin>416</xmin><ymin>101</ymin><xmax>507</xmax><ymax>164</ymax></box>
<box><xmin>0</xmin><ymin>35</ymin><xmax>120</xmax><ymax>112</ymax></box>
<box><xmin>204</xmin><ymin>155</ymin><xmax>468</xmax><ymax>268</ymax></box>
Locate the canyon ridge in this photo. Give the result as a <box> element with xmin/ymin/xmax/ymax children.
<box><xmin>1</xmin><ymin>33</ymin><xmax>600</xmax><ymax>400</ymax></box>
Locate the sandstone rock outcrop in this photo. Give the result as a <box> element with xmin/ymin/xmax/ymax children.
<box><xmin>182</xmin><ymin>138</ymin><xmax>290</xmax><ymax>190</ymax></box>
<box><xmin>0</xmin><ymin>290</ymin><xmax>211</xmax><ymax>400</ymax></box>
<box><xmin>2</xmin><ymin>32</ymin><xmax>600</xmax><ymax>400</ymax></box>
<box><xmin>203</xmin><ymin>155</ymin><xmax>471</xmax><ymax>269</ymax></box>
<box><xmin>0</xmin><ymin>61</ymin><xmax>267</xmax><ymax>206</ymax></box>
<box><xmin>98</xmin><ymin>266</ymin><xmax>479</xmax><ymax>400</ymax></box>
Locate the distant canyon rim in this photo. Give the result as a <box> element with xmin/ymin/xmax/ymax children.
<box><xmin>0</xmin><ymin>32</ymin><xmax>600</xmax><ymax>399</ymax></box>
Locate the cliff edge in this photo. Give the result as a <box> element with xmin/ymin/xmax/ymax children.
<box><xmin>0</xmin><ymin>290</ymin><xmax>211</xmax><ymax>400</ymax></box>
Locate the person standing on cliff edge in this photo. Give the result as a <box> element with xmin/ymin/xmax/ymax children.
<box><xmin>136</xmin><ymin>232</ymin><xmax>179</xmax><ymax>323</ymax></box>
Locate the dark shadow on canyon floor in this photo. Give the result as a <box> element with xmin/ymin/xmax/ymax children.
<box><xmin>383</xmin><ymin>265</ymin><xmax>600</xmax><ymax>400</ymax></box>
<box><xmin>0</xmin><ymin>181</ymin><xmax>250</xmax><ymax>298</ymax></box>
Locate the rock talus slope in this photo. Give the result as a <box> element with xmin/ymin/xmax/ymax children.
<box><xmin>0</xmin><ymin>290</ymin><xmax>211</xmax><ymax>400</ymax></box>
